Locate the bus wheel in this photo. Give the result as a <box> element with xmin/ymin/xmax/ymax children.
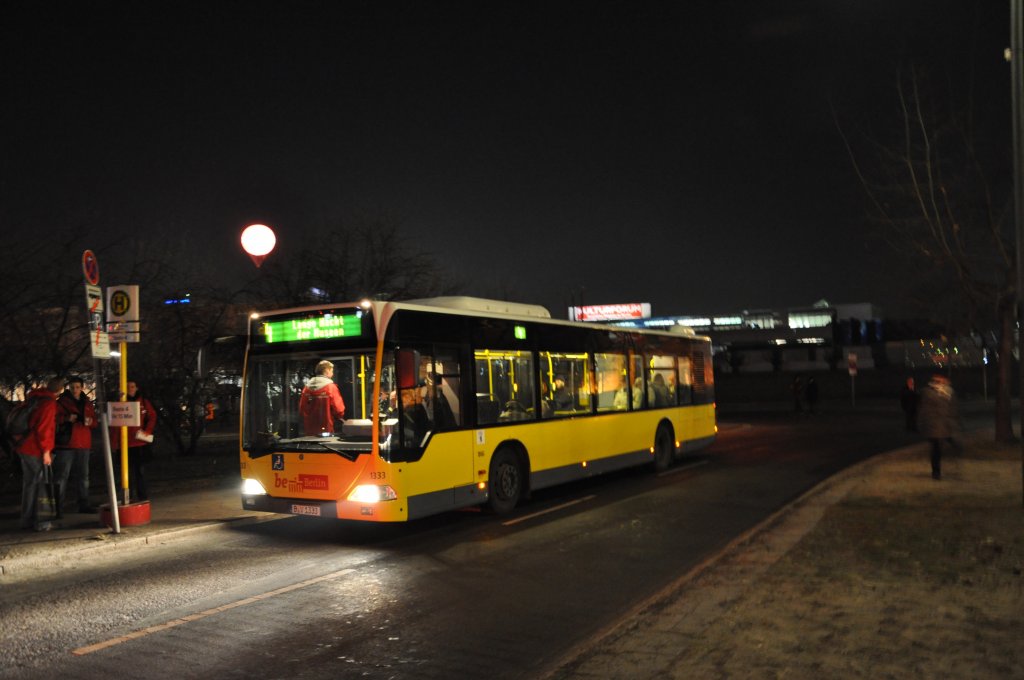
<box><xmin>488</xmin><ymin>448</ymin><xmax>523</xmax><ymax>515</ymax></box>
<box><xmin>653</xmin><ymin>425</ymin><xmax>673</xmax><ymax>472</ymax></box>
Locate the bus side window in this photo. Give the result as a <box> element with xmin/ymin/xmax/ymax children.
<box><xmin>539</xmin><ymin>351</ymin><xmax>586</xmax><ymax>416</ymax></box>
<box><xmin>594</xmin><ymin>353</ymin><xmax>628</xmax><ymax>412</ymax></box>
<box><xmin>477</xmin><ymin>394</ymin><xmax>500</xmax><ymax>424</ymax></box>
<box><xmin>431</xmin><ymin>348</ymin><xmax>462</xmax><ymax>430</ymax></box>
<box><xmin>677</xmin><ymin>356</ymin><xmax>693</xmax><ymax>405</ymax></box>
<box><xmin>646</xmin><ymin>355</ymin><xmax>676</xmax><ymax>408</ymax></box>
<box><xmin>629</xmin><ymin>354</ymin><xmax>645</xmax><ymax>410</ymax></box>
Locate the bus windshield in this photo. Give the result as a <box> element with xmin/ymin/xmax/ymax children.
<box><xmin>243</xmin><ymin>351</ymin><xmax>396</xmax><ymax>457</ymax></box>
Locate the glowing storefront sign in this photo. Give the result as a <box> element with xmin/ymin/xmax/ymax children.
<box><xmin>571</xmin><ymin>303</ymin><xmax>651</xmax><ymax>321</ymax></box>
<box><xmin>263</xmin><ymin>314</ymin><xmax>362</xmax><ymax>343</ymax></box>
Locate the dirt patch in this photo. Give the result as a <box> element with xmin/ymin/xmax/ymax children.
<box><xmin>551</xmin><ymin>442</ymin><xmax>1024</xmax><ymax>679</ymax></box>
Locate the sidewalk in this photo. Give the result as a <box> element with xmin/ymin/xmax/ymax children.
<box><xmin>545</xmin><ymin>436</ymin><xmax>1024</xmax><ymax>679</ymax></box>
<box><xmin>0</xmin><ymin>430</ymin><xmax>274</xmax><ymax>577</ymax></box>
<box><xmin>0</xmin><ymin>476</ymin><xmax>274</xmax><ymax>577</ymax></box>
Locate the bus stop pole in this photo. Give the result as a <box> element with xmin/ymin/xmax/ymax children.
<box><xmin>120</xmin><ymin>341</ymin><xmax>130</xmax><ymax>506</ymax></box>
<box><xmin>93</xmin><ymin>357</ymin><xmax>120</xmax><ymax>534</ymax></box>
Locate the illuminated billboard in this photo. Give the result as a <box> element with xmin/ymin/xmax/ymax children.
<box><xmin>569</xmin><ymin>303</ymin><xmax>652</xmax><ymax>321</ymax></box>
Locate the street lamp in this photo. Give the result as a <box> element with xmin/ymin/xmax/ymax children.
<box><xmin>241</xmin><ymin>224</ymin><xmax>276</xmax><ymax>268</ymax></box>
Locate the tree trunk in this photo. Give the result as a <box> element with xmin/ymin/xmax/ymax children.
<box><xmin>995</xmin><ymin>296</ymin><xmax>1014</xmax><ymax>442</ymax></box>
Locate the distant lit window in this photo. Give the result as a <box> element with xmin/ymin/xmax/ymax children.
<box><xmin>788</xmin><ymin>313</ymin><xmax>832</xmax><ymax>329</ymax></box>
<box><xmin>713</xmin><ymin>316</ymin><xmax>741</xmax><ymax>326</ymax></box>
<box><xmin>744</xmin><ymin>314</ymin><xmax>777</xmax><ymax>329</ymax></box>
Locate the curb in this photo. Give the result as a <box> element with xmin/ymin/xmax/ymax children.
<box><xmin>0</xmin><ymin>513</ymin><xmax>279</xmax><ymax>576</ymax></box>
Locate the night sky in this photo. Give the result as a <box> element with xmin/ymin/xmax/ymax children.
<box><xmin>1</xmin><ymin>1</ymin><xmax>1012</xmax><ymax>319</ymax></box>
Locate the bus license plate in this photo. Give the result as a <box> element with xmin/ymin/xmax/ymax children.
<box><xmin>291</xmin><ymin>503</ymin><xmax>321</xmax><ymax>517</ymax></box>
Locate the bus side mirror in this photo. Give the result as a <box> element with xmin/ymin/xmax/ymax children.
<box><xmin>396</xmin><ymin>349</ymin><xmax>421</xmax><ymax>390</ymax></box>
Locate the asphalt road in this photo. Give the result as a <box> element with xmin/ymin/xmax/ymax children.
<box><xmin>1</xmin><ymin>409</ymin><xmax>918</xmax><ymax>679</ymax></box>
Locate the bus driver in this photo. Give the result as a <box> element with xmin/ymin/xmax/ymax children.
<box><xmin>300</xmin><ymin>360</ymin><xmax>346</xmax><ymax>435</ymax></box>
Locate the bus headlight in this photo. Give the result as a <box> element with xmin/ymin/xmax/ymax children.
<box><xmin>348</xmin><ymin>484</ymin><xmax>398</xmax><ymax>503</ymax></box>
<box><xmin>241</xmin><ymin>478</ymin><xmax>268</xmax><ymax>495</ymax></box>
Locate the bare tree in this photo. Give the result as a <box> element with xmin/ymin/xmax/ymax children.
<box><xmin>836</xmin><ymin>66</ymin><xmax>1014</xmax><ymax>441</ymax></box>
<box><xmin>103</xmin><ymin>234</ymin><xmax>250</xmax><ymax>456</ymax></box>
<box><xmin>0</xmin><ymin>228</ymin><xmax>100</xmax><ymax>392</ymax></box>
<box><xmin>247</xmin><ymin>217</ymin><xmax>460</xmax><ymax>308</ymax></box>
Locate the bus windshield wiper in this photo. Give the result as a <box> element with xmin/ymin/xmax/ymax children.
<box><xmin>306</xmin><ymin>439</ymin><xmax>360</xmax><ymax>461</ymax></box>
<box><xmin>276</xmin><ymin>436</ymin><xmax>361</xmax><ymax>461</ymax></box>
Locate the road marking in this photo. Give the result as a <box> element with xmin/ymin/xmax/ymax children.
<box><xmin>502</xmin><ymin>495</ymin><xmax>597</xmax><ymax>526</ymax></box>
<box><xmin>657</xmin><ymin>459</ymin><xmax>709</xmax><ymax>477</ymax></box>
<box><xmin>72</xmin><ymin>568</ymin><xmax>356</xmax><ymax>656</ymax></box>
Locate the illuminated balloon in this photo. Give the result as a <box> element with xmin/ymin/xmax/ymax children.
<box><xmin>241</xmin><ymin>224</ymin><xmax>276</xmax><ymax>267</ymax></box>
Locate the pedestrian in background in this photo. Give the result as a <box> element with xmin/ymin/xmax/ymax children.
<box><xmin>108</xmin><ymin>379</ymin><xmax>157</xmax><ymax>502</ymax></box>
<box><xmin>918</xmin><ymin>374</ymin><xmax>957</xmax><ymax>480</ymax></box>
<box><xmin>900</xmin><ymin>376</ymin><xmax>919</xmax><ymax>432</ymax></box>
<box><xmin>14</xmin><ymin>377</ymin><xmax>63</xmax><ymax>531</ymax></box>
<box><xmin>804</xmin><ymin>377</ymin><xmax>819</xmax><ymax>414</ymax></box>
<box><xmin>53</xmin><ymin>376</ymin><xmax>98</xmax><ymax>514</ymax></box>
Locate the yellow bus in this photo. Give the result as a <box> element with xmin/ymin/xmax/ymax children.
<box><xmin>240</xmin><ymin>297</ymin><xmax>716</xmax><ymax>521</ymax></box>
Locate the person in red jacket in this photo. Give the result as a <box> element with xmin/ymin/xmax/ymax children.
<box><xmin>108</xmin><ymin>379</ymin><xmax>157</xmax><ymax>501</ymax></box>
<box><xmin>299</xmin><ymin>360</ymin><xmax>346</xmax><ymax>435</ymax></box>
<box><xmin>14</xmin><ymin>377</ymin><xmax>63</xmax><ymax>531</ymax></box>
<box><xmin>53</xmin><ymin>376</ymin><xmax>99</xmax><ymax>514</ymax></box>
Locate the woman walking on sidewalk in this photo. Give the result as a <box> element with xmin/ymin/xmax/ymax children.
<box><xmin>918</xmin><ymin>374</ymin><xmax>957</xmax><ymax>480</ymax></box>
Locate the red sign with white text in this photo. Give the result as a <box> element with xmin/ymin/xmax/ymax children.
<box><xmin>570</xmin><ymin>303</ymin><xmax>651</xmax><ymax>321</ymax></box>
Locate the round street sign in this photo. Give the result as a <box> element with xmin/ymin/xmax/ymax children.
<box><xmin>110</xmin><ymin>289</ymin><xmax>131</xmax><ymax>317</ymax></box>
<box><xmin>82</xmin><ymin>250</ymin><xmax>100</xmax><ymax>285</ymax></box>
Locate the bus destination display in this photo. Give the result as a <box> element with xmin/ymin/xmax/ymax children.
<box><xmin>263</xmin><ymin>314</ymin><xmax>362</xmax><ymax>343</ymax></box>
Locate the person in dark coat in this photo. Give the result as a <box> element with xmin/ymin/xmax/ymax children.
<box><xmin>900</xmin><ymin>377</ymin><xmax>919</xmax><ymax>432</ymax></box>
<box><xmin>552</xmin><ymin>376</ymin><xmax>574</xmax><ymax>411</ymax></box>
<box><xmin>53</xmin><ymin>376</ymin><xmax>99</xmax><ymax>514</ymax></box>
<box><xmin>108</xmin><ymin>379</ymin><xmax>158</xmax><ymax>501</ymax></box>
<box><xmin>918</xmin><ymin>374</ymin><xmax>957</xmax><ymax>480</ymax></box>
<box><xmin>804</xmin><ymin>377</ymin><xmax>819</xmax><ymax>414</ymax></box>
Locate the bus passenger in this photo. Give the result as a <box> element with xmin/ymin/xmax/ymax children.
<box><xmin>612</xmin><ymin>377</ymin><xmax>628</xmax><ymax>410</ymax></box>
<box><xmin>300</xmin><ymin>360</ymin><xmax>346</xmax><ymax>435</ymax></box>
<box><xmin>552</xmin><ymin>376</ymin><xmax>573</xmax><ymax>411</ymax></box>
<box><xmin>632</xmin><ymin>377</ymin><xmax>646</xmax><ymax>409</ymax></box>
<box><xmin>651</xmin><ymin>373</ymin><xmax>670</xmax><ymax>407</ymax></box>
<box><xmin>400</xmin><ymin>385</ymin><xmax>430</xmax><ymax>446</ymax></box>
<box><xmin>539</xmin><ymin>380</ymin><xmax>554</xmax><ymax>417</ymax></box>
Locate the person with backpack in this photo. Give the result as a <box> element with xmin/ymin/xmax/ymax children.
<box><xmin>14</xmin><ymin>377</ymin><xmax>63</xmax><ymax>531</ymax></box>
<box><xmin>53</xmin><ymin>376</ymin><xmax>98</xmax><ymax>514</ymax></box>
